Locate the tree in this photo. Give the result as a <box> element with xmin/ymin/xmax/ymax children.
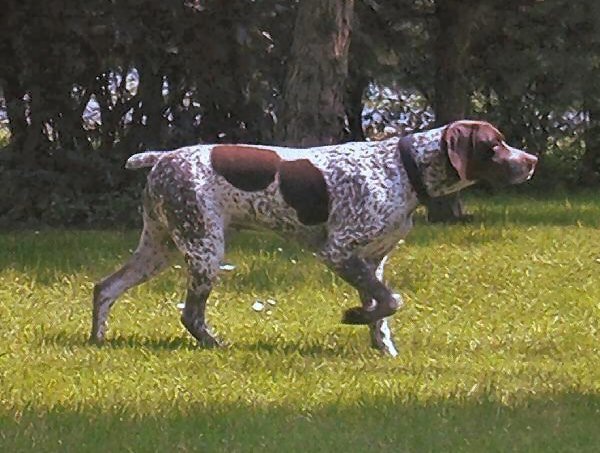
<box><xmin>426</xmin><ymin>0</ymin><xmax>487</xmax><ymax>223</ymax></box>
<box><xmin>275</xmin><ymin>0</ymin><xmax>354</xmax><ymax>146</ymax></box>
<box><xmin>576</xmin><ymin>1</ymin><xmax>600</xmax><ymax>185</ymax></box>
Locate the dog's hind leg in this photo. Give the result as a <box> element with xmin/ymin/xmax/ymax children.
<box><xmin>90</xmin><ymin>217</ymin><xmax>175</xmax><ymax>343</ymax></box>
<box><xmin>147</xmin><ymin>153</ymin><xmax>226</xmax><ymax>347</ymax></box>
<box><xmin>172</xmin><ymin>222</ymin><xmax>225</xmax><ymax>348</ymax></box>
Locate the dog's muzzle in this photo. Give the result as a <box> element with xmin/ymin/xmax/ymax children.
<box><xmin>508</xmin><ymin>147</ymin><xmax>538</xmax><ymax>184</ymax></box>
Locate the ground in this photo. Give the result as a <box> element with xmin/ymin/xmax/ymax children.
<box><xmin>1</xmin><ymin>192</ymin><xmax>599</xmax><ymax>451</ymax></box>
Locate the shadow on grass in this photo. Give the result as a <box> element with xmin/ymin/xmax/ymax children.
<box><xmin>239</xmin><ymin>338</ymin><xmax>350</xmax><ymax>358</ymax></box>
<box><xmin>1</xmin><ymin>394</ymin><xmax>599</xmax><ymax>452</ymax></box>
<box><xmin>41</xmin><ymin>330</ymin><xmax>198</xmax><ymax>351</ymax></box>
<box><xmin>41</xmin><ymin>330</ymin><xmax>354</xmax><ymax>358</ymax></box>
<box><xmin>464</xmin><ymin>191</ymin><xmax>600</xmax><ymax>228</ymax></box>
<box><xmin>3</xmin><ymin>193</ymin><xmax>600</xmax><ymax>278</ymax></box>
<box><xmin>0</xmin><ymin>228</ymin><xmax>315</xmax><ymax>286</ymax></box>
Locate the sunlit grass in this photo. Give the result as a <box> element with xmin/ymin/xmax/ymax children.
<box><xmin>1</xmin><ymin>192</ymin><xmax>600</xmax><ymax>451</ymax></box>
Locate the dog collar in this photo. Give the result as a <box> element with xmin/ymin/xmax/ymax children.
<box><xmin>398</xmin><ymin>136</ymin><xmax>430</xmax><ymax>204</ymax></box>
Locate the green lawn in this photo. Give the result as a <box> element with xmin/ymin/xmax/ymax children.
<box><xmin>1</xmin><ymin>192</ymin><xmax>600</xmax><ymax>452</ymax></box>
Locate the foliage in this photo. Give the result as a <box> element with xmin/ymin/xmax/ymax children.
<box><xmin>1</xmin><ymin>193</ymin><xmax>600</xmax><ymax>450</ymax></box>
<box><xmin>2</xmin><ymin>0</ymin><xmax>600</xmax><ymax>226</ymax></box>
<box><xmin>0</xmin><ymin>0</ymin><xmax>299</xmax><ymax>226</ymax></box>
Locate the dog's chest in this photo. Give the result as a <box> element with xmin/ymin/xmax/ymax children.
<box><xmin>356</xmin><ymin>213</ymin><xmax>413</xmax><ymax>258</ymax></box>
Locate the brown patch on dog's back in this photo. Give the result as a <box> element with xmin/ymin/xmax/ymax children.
<box><xmin>211</xmin><ymin>145</ymin><xmax>281</xmax><ymax>191</ymax></box>
<box><xmin>279</xmin><ymin>159</ymin><xmax>329</xmax><ymax>225</ymax></box>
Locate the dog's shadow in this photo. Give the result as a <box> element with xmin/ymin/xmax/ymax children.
<box><xmin>41</xmin><ymin>331</ymin><xmax>197</xmax><ymax>351</ymax></box>
<box><xmin>241</xmin><ymin>339</ymin><xmax>351</xmax><ymax>358</ymax></box>
<box><xmin>41</xmin><ymin>331</ymin><xmax>356</xmax><ymax>358</ymax></box>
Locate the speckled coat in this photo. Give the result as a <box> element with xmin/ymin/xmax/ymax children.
<box><xmin>91</xmin><ymin>120</ymin><xmax>538</xmax><ymax>356</ymax></box>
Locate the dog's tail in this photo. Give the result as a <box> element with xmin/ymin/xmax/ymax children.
<box><xmin>125</xmin><ymin>151</ymin><xmax>172</xmax><ymax>170</ymax></box>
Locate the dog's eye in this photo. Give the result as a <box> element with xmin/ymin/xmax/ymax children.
<box><xmin>484</xmin><ymin>146</ymin><xmax>498</xmax><ymax>159</ymax></box>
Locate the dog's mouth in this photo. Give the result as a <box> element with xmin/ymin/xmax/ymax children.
<box><xmin>502</xmin><ymin>150</ymin><xmax>538</xmax><ymax>185</ymax></box>
<box><xmin>480</xmin><ymin>165</ymin><xmax>534</xmax><ymax>187</ymax></box>
<box><xmin>526</xmin><ymin>163</ymin><xmax>536</xmax><ymax>180</ymax></box>
<box><xmin>510</xmin><ymin>160</ymin><xmax>537</xmax><ymax>184</ymax></box>
<box><xmin>510</xmin><ymin>169</ymin><xmax>534</xmax><ymax>185</ymax></box>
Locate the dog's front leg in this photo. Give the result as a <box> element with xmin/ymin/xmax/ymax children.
<box><xmin>369</xmin><ymin>319</ymin><xmax>398</xmax><ymax>357</ymax></box>
<box><xmin>354</xmin><ymin>256</ymin><xmax>400</xmax><ymax>357</ymax></box>
<box><xmin>366</xmin><ymin>256</ymin><xmax>399</xmax><ymax>357</ymax></box>
<box><xmin>323</xmin><ymin>254</ymin><xmax>401</xmax><ymax>325</ymax></box>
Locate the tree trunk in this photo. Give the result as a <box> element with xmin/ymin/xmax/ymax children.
<box><xmin>344</xmin><ymin>37</ymin><xmax>368</xmax><ymax>142</ymax></box>
<box><xmin>577</xmin><ymin>1</ymin><xmax>600</xmax><ymax>186</ymax></box>
<box><xmin>196</xmin><ymin>1</ymin><xmax>260</xmax><ymax>144</ymax></box>
<box><xmin>433</xmin><ymin>0</ymin><xmax>478</xmax><ymax>127</ymax></box>
<box><xmin>427</xmin><ymin>0</ymin><xmax>481</xmax><ymax>223</ymax></box>
<box><xmin>22</xmin><ymin>85</ymin><xmax>51</xmax><ymax>167</ymax></box>
<box><xmin>0</xmin><ymin>1</ymin><xmax>26</xmax><ymax>149</ymax></box>
<box><xmin>139</xmin><ymin>63</ymin><xmax>165</xmax><ymax>149</ymax></box>
<box><xmin>2</xmin><ymin>73</ymin><xmax>27</xmax><ymax>149</ymax></box>
<box><xmin>579</xmin><ymin>102</ymin><xmax>600</xmax><ymax>186</ymax></box>
<box><xmin>275</xmin><ymin>0</ymin><xmax>354</xmax><ymax>146</ymax></box>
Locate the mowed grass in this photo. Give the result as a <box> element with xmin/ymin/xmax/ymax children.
<box><xmin>1</xmin><ymin>192</ymin><xmax>600</xmax><ymax>452</ymax></box>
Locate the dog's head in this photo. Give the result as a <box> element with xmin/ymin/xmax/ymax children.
<box><xmin>443</xmin><ymin>120</ymin><xmax>538</xmax><ymax>186</ymax></box>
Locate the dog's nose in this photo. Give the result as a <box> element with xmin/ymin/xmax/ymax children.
<box><xmin>523</xmin><ymin>153</ymin><xmax>538</xmax><ymax>179</ymax></box>
<box><xmin>526</xmin><ymin>153</ymin><xmax>539</xmax><ymax>166</ymax></box>
<box><xmin>527</xmin><ymin>153</ymin><xmax>538</xmax><ymax>172</ymax></box>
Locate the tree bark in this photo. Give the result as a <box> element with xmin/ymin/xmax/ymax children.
<box><xmin>344</xmin><ymin>72</ymin><xmax>368</xmax><ymax>142</ymax></box>
<box><xmin>1</xmin><ymin>73</ymin><xmax>27</xmax><ymax>149</ymax></box>
<box><xmin>578</xmin><ymin>0</ymin><xmax>600</xmax><ymax>187</ymax></box>
<box><xmin>138</xmin><ymin>62</ymin><xmax>165</xmax><ymax>150</ymax></box>
<box><xmin>579</xmin><ymin>101</ymin><xmax>600</xmax><ymax>186</ymax></box>
<box><xmin>427</xmin><ymin>0</ymin><xmax>482</xmax><ymax>223</ymax></box>
<box><xmin>344</xmin><ymin>35</ymin><xmax>368</xmax><ymax>142</ymax></box>
<box><xmin>0</xmin><ymin>1</ymin><xmax>26</xmax><ymax>149</ymax></box>
<box><xmin>433</xmin><ymin>0</ymin><xmax>479</xmax><ymax>127</ymax></box>
<box><xmin>195</xmin><ymin>1</ymin><xmax>265</xmax><ymax>144</ymax></box>
<box><xmin>22</xmin><ymin>85</ymin><xmax>51</xmax><ymax>166</ymax></box>
<box><xmin>275</xmin><ymin>0</ymin><xmax>354</xmax><ymax>146</ymax></box>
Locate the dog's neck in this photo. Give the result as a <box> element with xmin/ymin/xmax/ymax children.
<box><xmin>403</xmin><ymin>126</ymin><xmax>473</xmax><ymax>198</ymax></box>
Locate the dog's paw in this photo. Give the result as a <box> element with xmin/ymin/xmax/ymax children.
<box><xmin>89</xmin><ymin>330</ymin><xmax>106</xmax><ymax>346</ymax></box>
<box><xmin>182</xmin><ymin>317</ymin><xmax>224</xmax><ymax>349</ymax></box>
<box><xmin>88</xmin><ymin>338</ymin><xmax>105</xmax><ymax>347</ymax></box>
<box><xmin>196</xmin><ymin>331</ymin><xmax>223</xmax><ymax>349</ymax></box>
<box><xmin>341</xmin><ymin>306</ymin><xmax>371</xmax><ymax>325</ymax></box>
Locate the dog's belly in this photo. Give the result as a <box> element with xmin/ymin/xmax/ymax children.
<box><xmin>218</xmin><ymin>181</ymin><xmax>328</xmax><ymax>246</ymax></box>
<box><xmin>216</xmin><ymin>175</ymin><xmax>414</xmax><ymax>256</ymax></box>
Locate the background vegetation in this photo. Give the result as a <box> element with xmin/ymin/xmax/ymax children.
<box><xmin>1</xmin><ymin>0</ymin><xmax>600</xmax><ymax>226</ymax></box>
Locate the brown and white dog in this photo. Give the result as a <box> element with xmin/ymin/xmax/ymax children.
<box><xmin>91</xmin><ymin>120</ymin><xmax>537</xmax><ymax>356</ymax></box>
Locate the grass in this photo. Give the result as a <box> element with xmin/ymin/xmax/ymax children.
<box><xmin>1</xmin><ymin>191</ymin><xmax>600</xmax><ymax>451</ymax></box>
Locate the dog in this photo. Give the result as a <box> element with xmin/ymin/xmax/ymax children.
<box><xmin>91</xmin><ymin>120</ymin><xmax>537</xmax><ymax>356</ymax></box>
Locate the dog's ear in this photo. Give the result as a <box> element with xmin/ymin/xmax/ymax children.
<box><xmin>443</xmin><ymin>122</ymin><xmax>475</xmax><ymax>181</ymax></box>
